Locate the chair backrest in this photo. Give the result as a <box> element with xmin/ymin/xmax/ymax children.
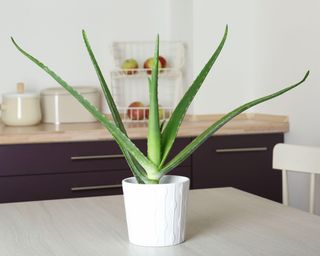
<box><xmin>273</xmin><ymin>143</ymin><xmax>320</xmax><ymax>214</ymax></box>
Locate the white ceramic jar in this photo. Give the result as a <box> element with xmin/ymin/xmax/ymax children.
<box><xmin>41</xmin><ymin>86</ymin><xmax>100</xmax><ymax>124</ymax></box>
<box><xmin>1</xmin><ymin>83</ymin><xmax>42</xmax><ymax>126</ymax></box>
<box><xmin>122</xmin><ymin>175</ymin><xmax>190</xmax><ymax>247</ymax></box>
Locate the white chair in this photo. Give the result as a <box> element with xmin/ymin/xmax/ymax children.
<box><xmin>273</xmin><ymin>143</ymin><xmax>320</xmax><ymax>214</ymax></box>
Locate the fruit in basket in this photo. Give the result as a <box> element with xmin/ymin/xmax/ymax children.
<box><xmin>145</xmin><ymin>105</ymin><xmax>166</xmax><ymax>120</ymax></box>
<box><xmin>143</xmin><ymin>56</ymin><xmax>167</xmax><ymax>74</ymax></box>
<box><xmin>127</xmin><ymin>101</ymin><xmax>146</xmax><ymax>120</ymax></box>
<box><xmin>121</xmin><ymin>59</ymin><xmax>139</xmax><ymax>75</ymax></box>
<box><xmin>158</xmin><ymin>56</ymin><xmax>167</xmax><ymax>68</ymax></box>
<box><xmin>158</xmin><ymin>106</ymin><xmax>166</xmax><ymax>120</ymax></box>
<box><xmin>144</xmin><ymin>57</ymin><xmax>162</xmax><ymax>75</ymax></box>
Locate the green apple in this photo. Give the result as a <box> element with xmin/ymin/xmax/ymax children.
<box><xmin>145</xmin><ymin>105</ymin><xmax>166</xmax><ymax>120</ymax></box>
<box><xmin>158</xmin><ymin>106</ymin><xmax>166</xmax><ymax>120</ymax></box>
<box><xmin>121</xmin><ymin>59</ymin><xmax>138</xmax><ymax>75</ymax></box>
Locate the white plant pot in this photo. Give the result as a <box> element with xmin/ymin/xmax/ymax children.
<box><xmin>122</xmin><ymin>175</ymin><xmax>190</xmax><ymax>247</ymax></box>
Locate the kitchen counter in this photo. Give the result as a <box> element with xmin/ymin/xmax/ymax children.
<box><xmin>0</xmin><ymin>113</ymin><xmax>288</xmax><ymax>145</ymax></box>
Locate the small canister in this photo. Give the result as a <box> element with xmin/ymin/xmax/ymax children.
<box><xmin>41</xmin><ymin>86</ymin><xmax>100</xmax><ymax>124</ymax></box>
<box><xmin>0</xmin><ymin>83</ymin><xmax>42</xmax><ymax>126</ymax></box>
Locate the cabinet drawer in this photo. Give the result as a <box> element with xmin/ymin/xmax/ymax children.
<box><xmin>0</xmin><ymin>170</ymin><xmax>129</xmax><ymax>203</ymax></box>
<box><xmin>0</xmin><ymin>138</ymin><xmax>191</xmax><ymax>177</ymax></box>
<box><xmin>0</xmin><ymin>166</ymin><xmax>191</xmax><ymax>203</ymax></box>
<box><xmin>192</xmin><ymin>134</ymin><xmax>283</xmax><ymax>202</ymax></box>
<box><xmin>0</xmin><ymin>140</ymin><xmax>131</xmax><ymax>176</ymax></box>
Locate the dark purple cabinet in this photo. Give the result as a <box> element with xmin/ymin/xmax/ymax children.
<box><xmin>0</xmin><ymin>134</ymin><xmax>283</xmax><ymax>203</ymax></box>
<box><xmin>0</xmin><ymin>167</ymin><xmax>192</xmax><ymax>203</ymax></box>
<box><xmin>0</xmin><ymin>139</ymin><xmax>191</xmax><ymax>176</ymax></box>
<box><xmin>0</xmin><ymin>138</ymin><xmax>192</xmax><ymax>203</ymax></box>
<box><xmin>192</xmin><ymin>133</ymin><xmax>284</xmax><ymax>202</ymax></box>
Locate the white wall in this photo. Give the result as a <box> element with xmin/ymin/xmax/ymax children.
<box><xmin>166</xmin><ymin>0</ymin><xmax>194</xmax><ymax>99</ymax></box>
<box><xmin>0</xmin><ymin>0</ymin><xmax>170</xmax><ymax>96</ymax></box>
<box><xmin>192</xmin><ymin>0</ymin><xmax>256</xmax><ymax>113</ymax></box>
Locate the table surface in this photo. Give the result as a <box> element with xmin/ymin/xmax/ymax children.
<box><xmin>0</xmin><ymin>187</ymin><xmax>319</xmax><ymax>256</ymax></box>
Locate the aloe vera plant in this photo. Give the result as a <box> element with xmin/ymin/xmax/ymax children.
<box><xmin>11</xmin><ymin>26</ymin><xmax>309</xmax><ymax>184</ymax></box>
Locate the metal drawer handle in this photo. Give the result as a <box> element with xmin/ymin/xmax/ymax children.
<box><xmin>71</xmin><ymin>184</ymin><xmax>122</xmax><ymax>191</ymax></box>
<box><xmin>70</xmin><ymin>154</ymin><xmax>125</xmax><ymax>160</ymax></box>
<box><xmin>216</xmin><ymin>147</ymin><xmax>268</xmax><ymax>153</ymax></box>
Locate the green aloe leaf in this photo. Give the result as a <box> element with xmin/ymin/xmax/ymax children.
<box><xmin>122</xmin><ymin>149</ymin><xmax>153</xmax><ymax>184</ymax></box>
<box><xmin>160</xmin><ymin>120</ymin><xmax>166</xmax><ymax>133</ymax></box>
<box><xmin>11</xmin><ymin>37</ymin><xmax>159</xmax><ymax>180</ymax></box>
<box><xmin>147</xmin><ymin>35</ymin><xmax>161</xmax><ymax>167</ymax></box>
<box><xmin>82</xmin><ymin>30</ymin><xmax>126</xmax><ymax>133</ymax></box>
<box><xmin>160</xmin><ymin>71</ymin><xmax>310</xmax><ymax>174</ymax></box>
<box><xmin>82</xmin><ymin>30</ymin><xmax>147</xmax><ymax>183</ymax></box>
<box><xmin>160</xmin><ymin>25</ymin><xmax>228</xmax><ymax>167</ymax></box>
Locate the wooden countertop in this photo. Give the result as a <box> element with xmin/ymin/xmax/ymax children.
<box><xmin>0</xmin><ymin>187</ymin><xmax>319</xmax><ymax>255</ymax></box>
<box><xmin>0</xmin><ymin>113</ymin><xmax>288</xmax><ymax>145</ymax></box>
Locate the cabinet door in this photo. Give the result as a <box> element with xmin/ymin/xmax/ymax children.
<box><xmin>192</xmin><ymin>134</ymin><xmax>283</xmax><ymax>202</ymax></box>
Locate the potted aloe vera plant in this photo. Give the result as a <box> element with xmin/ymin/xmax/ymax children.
<box><xmin>11</xmin><ymin>26</ymin><xmax>309</xmax><ymax>247</ymax></box>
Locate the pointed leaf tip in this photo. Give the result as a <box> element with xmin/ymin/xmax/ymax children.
<box><xmin>82</xmin><ymin>30</ymin><xmax>87</xmax><ymax>39</ymax></box>
<box><xmin>11</xmin><ymin>37</ymin><xmax>16</xmax><ymax>45</ymax></box>
<box><xmin>297</xmin><ymin>70</ymin><xmax>309</xmax><ymax>85</ymax></box>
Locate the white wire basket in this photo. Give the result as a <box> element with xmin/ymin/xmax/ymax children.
<box><xmin>109</xmin><ymin>41</ymin><xmax>185</xmax><ymax>123</ymax></box>
<box><xmin>110</xmin><ymin>70</ymin><xmax>183</xmax><ymax>123</ymax></box>
<box><xmin>111</xmin><ymin>41</ymin><xmax>185</xmax><ymax>71</ymax></box>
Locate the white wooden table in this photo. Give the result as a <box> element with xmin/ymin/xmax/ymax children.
<box><xmin>0</xmin><ymin>187</ymin><xmax>320</xmax><ymax>256</ymax></box>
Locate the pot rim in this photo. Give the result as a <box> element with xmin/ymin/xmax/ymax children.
<box><xmin>122</xmin><ymin>175</ymin><xmax>189</xmax><ymax>187</ymax></box>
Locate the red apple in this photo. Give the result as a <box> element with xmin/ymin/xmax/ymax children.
<box><xmin>143</xmin><ymin>56</ymin><xmax>167</xmax><ymax>75</ymax></box>
<box><xmin>121</xmin><ymin>59</ymin><xmax>139</xmax><ymax>75</ymax></box>
<box><xmin>127</xmin><ymin>101</ymin><xmax>146</xmax><ymax>120</ymax></box>
<box><xmin>158</xmin><ymin>56</ymin><xmax>167</xmax><ymax>69</ymax></box>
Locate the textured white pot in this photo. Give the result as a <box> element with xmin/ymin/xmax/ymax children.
<box><xmin>122</xmin><ymin>175</ymin><xmax>190</xmax><ymax>247</ymax></box>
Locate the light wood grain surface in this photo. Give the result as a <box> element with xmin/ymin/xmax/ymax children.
<box><xmin>0</xmin><ymin>113</ymin><xmax>288</xmax><ymax>145</ymax></box>
<box><xmin>0</xmin><ymin>187</ymin><xmax>319</xmax><ymax>256</ymax></box>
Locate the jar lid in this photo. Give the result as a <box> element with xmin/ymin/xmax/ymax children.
<box><xmin>41</xmin><ymin>86</ymin><xmax>98</xmax><ymax>96</ymax></box>
<box><xmin>3</xmin><ymin>92</ymin><xmax>39</xmax><ymax>98</ymax></box>
<box><xmin>2</xmin><ymin>82</ymin><xmax>39</xmax><ymax>98</ymax></box>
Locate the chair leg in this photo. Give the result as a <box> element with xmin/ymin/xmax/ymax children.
<box><xmin>309</xmin><ymin>173</ymin><xmax>316</xmax><ymax>214</ymax></box>
<box><xmin>282</xmin><ymin>170</ymin><xmax>289</xmax><ymax>206</ymax></box>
